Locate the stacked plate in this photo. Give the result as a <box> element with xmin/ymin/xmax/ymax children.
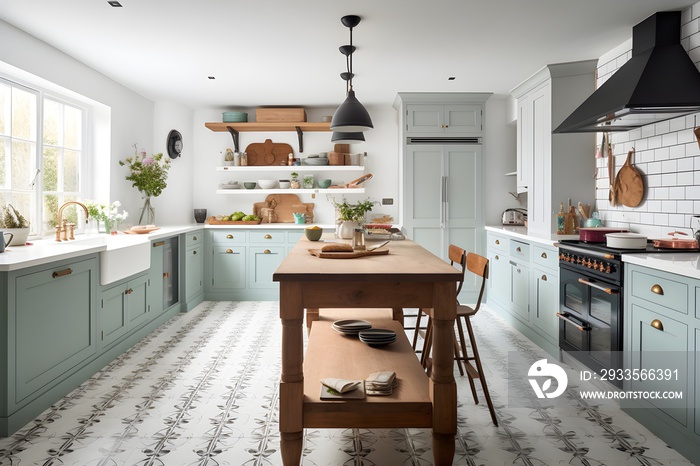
<box><xmin>222</xmin><ymin>111</ymin><xmax>248</xmax><ymax>123</ymax></box>
<box><xmin>358</xmin><ymin>329</ymin><xmax>397</xmax><ymax>346</ymax></box>
<box><xmin>304</xmin><ymin>156</ymin><xmax>329</xmax><ymax>166</ymax></box>
<box><xmin>332</xmin><ymin>319</ymin><xmax>372</xmax><ymax>336</ymax></box>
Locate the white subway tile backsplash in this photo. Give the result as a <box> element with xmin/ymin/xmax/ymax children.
<box><xmin>595</xmin><ymin>3</ymin><xmax>700</xmax><ymax>233</ymax></box>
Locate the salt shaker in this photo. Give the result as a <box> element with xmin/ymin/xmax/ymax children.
<box><xmin>353</xmin><ymin>228</ymin><xmax>366</xmax><ymax>251</ymax></box>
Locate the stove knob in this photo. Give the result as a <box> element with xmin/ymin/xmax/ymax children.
<box><xmin>605</xmin><ymin>264</ymin><xmax>612</xmax><ymax>273</ymax></box>
<box><xmin>589</xmin><ymin>259</ymin><xmax>596</xmax><ymax>269</ymax></box>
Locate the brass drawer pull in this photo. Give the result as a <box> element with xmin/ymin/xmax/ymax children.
<box><xmin>193</xmin><ymin>250</ymin><xmax>197</xmax><ymax>255</ymax></box>
<box><xmin>495</xmin><ymin>239</ymin><xmax>500</xmax><ymax>245</ymax></box>
<box><xmin>264</xmin><ymin>249</ymin><xmax>271</xmax><ymax>254</ymax></box>
<box><xmin>541</xmin><ymin>252</ymin><xmax>547</xmax><ymax>259</ymax></box>
<box><xmin>650</xmin><ymin>319</ymin><xmax>664</xmax><ymax>331</ymax></box>
<box><xmin>125</xmin><ymin>288</ymin><xmax>133</xmax><ymax>295</ymax></box>
<box><xmin>264</xmin><ymin>234</ymin><xmax>272</xmax><ymax>239</ymax></box>
<box><xmin>192</xmin><ymin>236</ymin><xmax>197</xmax><ymax>241</ymax></box>
<box><xmin>153</xmin><ymin>241</ymin><xmax>165</xmax><ymax>247</ymax></box>
<box><xmin>516</xmin><ymin>247</ymin><xmax>521</xmax><ymax>252</ymax></box>
<box><xmin>651</xmin><ymin>284</ymin><xmax>664</xmax><ymax>295</ymax></box>
<box><xmin>495</xmin><ymin>255</ymin><xmax>499</xmax><ymax>260</ymax></box>
<box><xmin>226</xmin><ymin>249</ymin><xmax>233</xmax><ymax>254</ymax></box>
<box><xmin>226</xmin><ymin>234</ymin><xmax>234</xmax><ymax>239</ymax></box>
<box><xmin>52</xmin><ymin>268</ymin><xmax>73</xmax><ymax>279</ymax></box>
<box><xmin>163</xmin><ymin>272</ymin><xmax>171</xmax><ymax>279</ymax></box>
<box><xmin>541</xmin><ymin>275</ymin><xmax>547</xmax><ymax>281</ymax></box>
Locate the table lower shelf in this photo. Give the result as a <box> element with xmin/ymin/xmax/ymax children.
<box><xmin>303</xmin><ymin>320</ymin><xmax>432</xmax><ymax>429</ymax></box>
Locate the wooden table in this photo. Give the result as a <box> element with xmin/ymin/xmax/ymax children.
<box><xmin>273</xmin><ymin>238</ymin><xmax>460</xmax><ymax>465</ymax></box>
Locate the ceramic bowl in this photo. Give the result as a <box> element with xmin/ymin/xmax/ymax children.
<box><xmin>257</xmin><ymin>179</ymin><xmax>277</xmax><ymax>189</ymax></box>
<box><xmin>305</xmin><ymin>227</ymin><xmax>323</xmax><ymax>241</ymax></box>
<box><xmin>318</xmin><ymin>179</ymin><xmax>332</xmax><ymax>188</ymax></box>
<box><xmin>244</xmin><ymin>181</ymin><xmax>257</xmax><ymax>189</ymax></box>
<box><xmin>279</xmin><ymin>180</ymin><xmax>291</xmax><ymax>189</ymax></box>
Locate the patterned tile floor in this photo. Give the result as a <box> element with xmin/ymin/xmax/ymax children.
<box><xmin>0</xmin><ymin>301</ymin><xmax>693</xmax><ymax>465</ymax></box>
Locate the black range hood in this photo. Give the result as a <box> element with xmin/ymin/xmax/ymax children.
<box><xmin>554</xmin><ymin>11</ymin><xmax>700</xmax><ymax>133</ymax></box>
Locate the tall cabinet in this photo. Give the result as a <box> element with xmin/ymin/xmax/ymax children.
<box><xmin>394</xmin><ymin>93</ymin><xmax>490</xmax><ymax>302</ymax></box>
<box><xmin>511</xmin><ymin>61</ymin><xmax>597</xmax><ymax>237</ymax></box>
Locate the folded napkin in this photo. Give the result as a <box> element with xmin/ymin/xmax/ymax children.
<box><xmin>321</xmin><ymin>377</ymin><xmax>362</xmax><ymax>394</ymax></box>
<box><xmin>366</xmin><ymin>371</ymin><xmax>398</xmax><ymax>396</ymax></box>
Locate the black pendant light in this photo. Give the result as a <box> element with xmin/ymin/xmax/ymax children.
<box><xmin>331</xmin><ymin>131</ymin><xmax>365</xmax><ymax>144</ymax></box>
<box><xmin>330</xmin><ymin>15</ymin><xmax>373</xmax><ymax>132</ymax></box>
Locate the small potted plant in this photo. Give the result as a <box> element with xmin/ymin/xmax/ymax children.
<box><xmin>329</xmin><ymin>197</ymin><xmax>376</xmax><ymax>239</ymax></box>
<box><xmin>290</xmin><ymin>172</ymin><xmax>301</xmax><ymax>189</ymax></box>
<box><xmin>0</xmin><ymin>204</ymin><xmax>30</xmax><ymax>246</ymax></box>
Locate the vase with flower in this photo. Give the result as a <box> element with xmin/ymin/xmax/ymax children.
<box><xmin>119</xmin><ymin>144</ymin><xmax>171</xmax><ymax>225</ymax></box>
<box><xmin>329</xmin><ymin>196</ymin><xmax>376</xmax><ymax>239</ymax></box>
<box><xmin>85</xmin><ymin>200</ymin><xmax>129</xmax><ymax>234</ymax></box>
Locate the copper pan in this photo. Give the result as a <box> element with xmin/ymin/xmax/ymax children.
<box><xmin>652</xmin><ymin>231</ymin><xmax>699</xmax><ymax>249</ymax></box>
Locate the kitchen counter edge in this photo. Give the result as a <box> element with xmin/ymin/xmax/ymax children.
<box><xmin>485</xmin><ymin>225</ymin><xmax>578</xmax><ymax>247</ymax></box>
<box><xmin>622</xmin><ymin>252</ymin><xmax>700</xmax><ymax>281</ymax></box>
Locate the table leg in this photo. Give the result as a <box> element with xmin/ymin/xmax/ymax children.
<box><xmin>392</xmin><ymin>307</ymin><xmax>404</xmax><ymax>326</ymax></box>
<box><xmin>279</xmin><ymin>282</ymin><xmax>304</xmax><ymax>466</ymax></box>
<box><xmin>429</xmin><ymin>282</ymin><xmax>457</xmax><ymax>465</ymax></box>
<box><xmin>306</xmin><ymin>307</ymin><xmax>319</xmax><ymax>332</ymax></box>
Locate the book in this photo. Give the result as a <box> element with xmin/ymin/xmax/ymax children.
<box><xmin>320</xmin><ymin>380</ymin><xmax>366</xmax><ymax>400</ymax></box>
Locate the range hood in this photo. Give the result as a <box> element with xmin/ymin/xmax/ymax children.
<box><xmin>554</xmin><ymin>11</ymin><xmax>700</xmax><ymax>133</ymax></box>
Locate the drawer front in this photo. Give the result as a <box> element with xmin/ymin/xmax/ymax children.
<box><xmin>532</xmin><ymin>245</ymin><xmax>558</xmax><ymax>270</ymax></box>
<box><xmin>630</xmin><ymin>268</ymin><xmax>688</xmax><ymax>315</ymax></box>
<box><xmin>185</xmin><ymin>230</ymin><xmax>203</xmax><ymax>248</ymax></box>
<box><xmin>488</xmin><ymin>233</ymin><xmax>508</xmax><ymax>252</ymax></box>
<box><xmin>510</xmin><ymin>240</ymin><xmax>530</xmax><ymax>263</ymax></box>
<box><xmin>249</xmin><ymin>230</ymin><xmax>285</xmax><ymax>244</ymax></box>
<box><xmin>210</xmin><ymin>230</ymin><xmax>247</xmax><ymax>244</ymax></box>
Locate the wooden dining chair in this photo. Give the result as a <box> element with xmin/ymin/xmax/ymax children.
<box><xmin>415</xmin><ymin>247</ymin><xmax>498</xmax><ymax>426</ymax></box>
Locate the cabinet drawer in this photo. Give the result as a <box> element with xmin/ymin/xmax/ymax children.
<box><xmin>249</xmin><ymin>230</ymin><xmax>285</xmax><ymax>244</ymax></box>
<box><xmin>510</xmin><ymin>240</ymin><xmax>530</xmax><ymax>263</ymax></box>
<box><xmin>210</xmin><ymin>230</ymin><xmax>246</xmax><ymax>244</ymax></box>
<box><xmin>630</xmin><ymin>268</ymin><xmax>688</xmax><ymax>315</ymax></box>
<box><xmin>488</xmin><ymin>233</ymin><xmax>508</xmax><ymax>252</ymax></box>
<box><xmin>185</xmin><ymin>230</ymin><xmax>203</xmax><ymax>248</ymax></box>
<box><xmin>532</xmin><ymin>245</ymin><xmax>558</xmax><ymax>270</ymax></box>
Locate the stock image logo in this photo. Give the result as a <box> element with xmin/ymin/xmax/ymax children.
<box><xmin>528</xmin><ymin>359</ymin><xmax>568</xmax><ymax>399</ymax></box>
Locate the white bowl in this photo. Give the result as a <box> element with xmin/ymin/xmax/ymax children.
<box><xmin>279</xmin><ymin>180</ymin><xmax>291</xmax><ymax>189</ymax></box>
<box><xmin>257</xmin><ymin>179</ymin><xmax>277</xmax><ymax>189</ymax></box>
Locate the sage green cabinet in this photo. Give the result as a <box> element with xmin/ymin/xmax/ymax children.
<box><xmin>10</xmin><ymin>256</ymin><xmax>97</xmax><ymax>405</ymax></box>
<box><xmin>532</xmin><ymin>266</ymin><xmax>558</xmax><ymax>342</ymax></box>
<box><xmin>487</xmin><ymin>249</ymin><xmax>510</xmax><ymax>307</ymax></box>
<box><xmin>99</xmin><ymin>273</ymin><xmax>151</xmax><ymax>347</ymax></box>
<box><xmin>249</xmin><ymin>246</ymin><xmax>284</xmax><ymax>289</ymax></box>
<box><xmin>211</xmin><ymin>245</ymin><xmax>246</xmax><ymax>290</ymax></box>
<box><xmin>184</xmin><ymin>231</ymin><xmax>203</xmax><ymax>310</ymax></box>
<box><xmin>510</xmin><ymin>259</ymin><xmax>530</xmax><ymax>321</ymax></box>
<box><xmin>404</xmin><ymin>103</ymin><xmax>483</xmax><ymax>134</ymax></box>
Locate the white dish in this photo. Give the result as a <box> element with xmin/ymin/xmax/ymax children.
<box><xmin>605</xmin><ymin>232</ymin><xmax>647</xmax><ymax>249</ymax></box>
<box><xmin>257</xmin><ymin>179</ymin><xmax>277</xmax><ymax>189</ymax></box>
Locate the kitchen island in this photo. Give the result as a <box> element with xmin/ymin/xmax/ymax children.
<box><xmin>273</xmin><ymin>237</ymin><xmax>461</xmax><ymax>466</ymax></box>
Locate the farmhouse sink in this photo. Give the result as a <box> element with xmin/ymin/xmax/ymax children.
<box><xmin>51</xmin><ymin>234</ymin><xmax>151</xmax><ymax>285</ymax></box>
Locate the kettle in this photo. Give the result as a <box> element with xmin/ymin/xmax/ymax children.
<box><xmin>584</xmin><ymin>212</ymin><xmax>604</xmax><ymax>228</ymax></box>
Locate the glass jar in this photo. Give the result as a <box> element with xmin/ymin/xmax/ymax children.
<box><xmin>353</xmin><ymin>228</ymin><xmax>366</xmax><ymax>251</ymax></box>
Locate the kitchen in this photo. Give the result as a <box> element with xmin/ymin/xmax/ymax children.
<box><xmin>2</xmin><ymin>1</ymin><xmax>700</xmax><ymax>464</ymax></box>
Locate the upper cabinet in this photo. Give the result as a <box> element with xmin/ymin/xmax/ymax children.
<box><xmin>510</xmin><ymin>61</ymin><xmax>597</xmax><ymax>238</ymax></box>
<box><xmin>404</xmin><ymin>104</ymin><xmax>483</xmax><ymax>134</ymax></box>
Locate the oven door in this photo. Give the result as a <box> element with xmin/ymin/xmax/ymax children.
<box><xmin>559</xmin><ymin>266</ymin><xmax>622</xmax><ymax>369</ymax></box>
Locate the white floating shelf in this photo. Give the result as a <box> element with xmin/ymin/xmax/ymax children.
<box><xmin>216</xmin><ymin>188</ymin><xmax>365</xmax><ymax>195</ymax></box>
<box><xmin>216</xmin><ymin>166</ymin><xmax>365</xmax><ymax>172</ymax></box>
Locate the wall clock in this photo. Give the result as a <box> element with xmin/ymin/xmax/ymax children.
<box><xmin>166</xmin><ymin>129</ymin><xmax>183</xmax><ymax>159</ymax></box>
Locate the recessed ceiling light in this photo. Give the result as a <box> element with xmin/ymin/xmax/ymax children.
<box><xmin>208</xmin><ymin>76</ymin><xmax>216</xmax><ymax>80</ymax></box>
<box><xmin>448</xmin><ymin>76</ymin><xmax>456</xmax><ymax>81</ymax></box>
<box><xmin>107</xmin><ymin>1</ymin><xmax>122</xmax><ymax>6</ymax></box>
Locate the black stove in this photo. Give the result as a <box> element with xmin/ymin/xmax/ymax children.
<box><xmin>558</xmin><ymin>239</ymin><xmax>700</xmax><ymax>256</ymax></box>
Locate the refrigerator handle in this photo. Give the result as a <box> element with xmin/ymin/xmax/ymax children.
<box><xmin>441</xmin><ymin>176</ymin><xmax>447</xmax><ymax>228</ymax></box>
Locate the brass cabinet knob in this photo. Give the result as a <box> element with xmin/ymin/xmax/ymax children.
<box><xmin>651</xmin><ymin>284</ymin><xmax>664</xmax><ymax>295</ymax></box>
<box><xmin>226</xmin><ymin>234</ymin><xmax>233</xmax><ymax>239</ymax></box>
<box><xmin>541</xmin><ymin>252</ymin><xmax>547</xmax><ymax>258</ymax></box>
<box><xmin>226</xmin><ymin>249</ymin><xmax>233</xmax><ymax>254</ymax></box>
<box><xmin>193</xmin><ymin>236</ymin><xmax>197</xmax><ymax>241</ymax></box>
<box><xmin>495</xmin><ymin>239</ymin><xmax>500</xmax><ymax>245</ymax></box>
<box><xmin>125</xmin><ymin>288</ymin><xmax>133</xmax><ymax>295</ymax></box>
<box><xmin>193</xmin><ymin>250</ymin><xmax>197</xmax><ymax>255</ymax></box>
<box><xmin>495</xmin><ymin>255</ymin><xmax>499</xmax><ymax>260</ymax></box>
<box><xmin>264</xmin><ymin>249</ymin><xmax>271</xmax><ymax>254</ymax></box>
<box><xmin>516</xmin><ymin>247</ymin><xmax>521</xmax><ymax>252</ymax></box>
<box><xmin>541</xmin><ymin>275</ymin><xmax>547</xmax><ymax>281</ymax></box>
<box><xmin>650</xmin><ymin>319</ymin><xmax>664</xmax><ymax>331</ymax></box>
<box><xmin>264</xmin><ymin>234</ymin><xmax>272</xmax><ymax>239</ymax></box>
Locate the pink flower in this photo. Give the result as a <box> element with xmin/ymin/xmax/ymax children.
<box><xmin>143</xmin><ymin>157</ymin><xmax>154</xmax><ymax>166</ymax></box>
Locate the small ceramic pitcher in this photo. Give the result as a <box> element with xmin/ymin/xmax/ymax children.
<box><xmin>293</xmin><ymin>213</ymin><xmax>306</xmax><ymax>225</ymax></box>
<box><xmin>0</xmin><ymin>231</ymin><xmax>14</xmax><ymax>253</ymax></box>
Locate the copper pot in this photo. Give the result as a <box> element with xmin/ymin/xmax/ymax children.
<box><xmin>652</xmin><ymin>231</ymin><xmax>699</xmax><ymax>249</ymax></box>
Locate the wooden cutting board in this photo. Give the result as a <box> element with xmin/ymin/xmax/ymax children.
<box><xmin>252</xmin><ymin>194</ymin><xmax>314</xmax><ymax>223</ymax></box>
<box><xmin>308</xmin><ymin>248</ymin><xmax>389</xmax><ymax>259</ymax></box>
<box><xmin>245</xmin><ymin>139</ymin><xmax>293</xmax><ymax>166</ymax></box>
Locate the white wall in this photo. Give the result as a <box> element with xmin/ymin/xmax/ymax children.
<box><xmin>0</xmin><ymin>19</ymin><xmax>154</xmax><ymax>224</ymax></box>
<box><xmin>596</xmin><ymin>3</ymin><xmax>700</xmax><ymax>238</ymax></box>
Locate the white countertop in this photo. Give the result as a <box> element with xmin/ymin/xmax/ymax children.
<box><xmin>0</xmin><ymin>223</ymin><xmax>340</xmax><ymax>272</ymax></box>
<box><xmin>622</xmin><ymin>252</ymin><xmax>700</xmax><ymax>280</ymax></box>
<box><xmin>485</xmin><ymin>225</ymin><xmax>579</xmax><ymax>246</ymax></box>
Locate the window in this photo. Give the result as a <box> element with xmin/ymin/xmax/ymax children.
<box><xmin>0</xmin><ymin>76</ymin><xmax>87</xmax><ymax>236</ymax></box>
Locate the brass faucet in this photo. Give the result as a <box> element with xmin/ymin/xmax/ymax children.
<box><xmin>56</xmin><ymin>201</ymin><xmax>89</xmax><ymax>242</ymax></box>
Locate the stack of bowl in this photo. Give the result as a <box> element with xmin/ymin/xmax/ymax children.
<box><xmin>222</xmin><ymin>112</ymin><xmax>248</xmax><ymax>123</ymax></box>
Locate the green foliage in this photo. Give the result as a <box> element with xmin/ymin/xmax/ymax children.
<box><xmin>119</xmin><ymin>144</ymin><xmax>171</xmax><ymax>197</ymax></box>
<box><xmin>0</xmin><ymin>204</ymin><xmax>30</xmax><ymax>228</ymax></box>
<box><xmin>329</xmin><ymin>197</ymin><xmax>376</xmax><ymax>223</ymax></box>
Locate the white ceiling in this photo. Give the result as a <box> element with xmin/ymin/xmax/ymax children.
<box><xmin>1</xmin><ymin>0</ymin><xmax>697</xmax><ymax>109</ymax></box>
